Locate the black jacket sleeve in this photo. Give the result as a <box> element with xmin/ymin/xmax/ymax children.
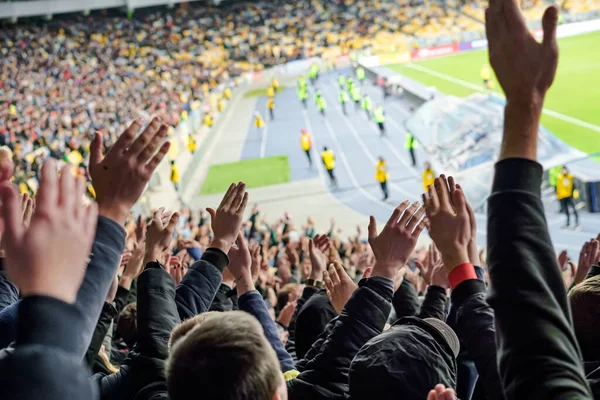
<box><xmin>95</xmin><ymin>263</ymin><xmax>181</xmax><ymax>400</ymax></box>
<box><xmin>286</xmin><ymin>285</ymin><xmax>319</xmax><ymax>362</ymax></box>
<box><xmin>287</xmin><ymin>277</ymin><xmax>393</xmax><ymax>399</ymax></box>
<box><xmin>175</xmin><ymin>248</ymin><xmax>228</xmax><ymax>321</ymax></box>
<box><xmin>86</xmin><ymin>302</ymin><xmax>118</xmax><ymax>368</ymax></box>
<box><xmin>487</xmin><ymin>158</ymin><xmax>591</xmax><ymax>399</ymax></box>
<box><xmin>209</xmin><ymin>283</ymin><xmax>235</xmax><ymax>312</ymax></box>
<box><xmin>452</xmin><ymin>279</ymin><xmax>503</xmax><ymax>400</ymax></box>
<box><xmin>0</xmin><ymin>260</ymin><xmax>18</xmax><ymax>313</ymax></box>
<box><xmin>0</xmin><ymin>296</ymin><xmax>98</xmax><ymax>400</ymax></box>
<box><xmin>114</xmin><ymin>285</ymin><xmax>131</xmax><ymax>315</ymax></box>
<box><xmin>417</xmin><ymin>285</ymin><xmax>447</xmax><ymax>320</ymax></box>
<box><xmin>392</xmin><ymin>278</ymin><xmax>419</xmax><ymax>319</ymax></box>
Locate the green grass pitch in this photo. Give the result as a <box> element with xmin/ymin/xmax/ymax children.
<box><xmin>200</xmin><ymin>155</ymin><xmax>291</xmax><ymax>195</ymax></box>
<box><xmin>388</xmin><ymin>31</ymin><xmax>600</xmax><ymax>156</ymax></box>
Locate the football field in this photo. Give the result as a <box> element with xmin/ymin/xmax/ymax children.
<box><xmin>389</xmin><ymin>31</ymin><xmax>600</xmax><ymax>156</ymax></box>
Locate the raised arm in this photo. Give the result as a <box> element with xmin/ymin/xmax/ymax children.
<box><xmin>485</xmin><ymin>2</ymin><xmax>590</xmax><ymax>397</ymax></box>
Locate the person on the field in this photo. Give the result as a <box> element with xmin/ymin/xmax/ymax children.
<box><xmin>351</xmin><ymin>85</ymin><xmax>361</xmax><ymax>111</ymax></box>
<box><xmin>557</xmin><ymin>166</ymin><xmax>580</xmax><ymax>229</ymax></box>
<box><xmin>480</xmin><ymin>64</ymin><xmax>492</xmax><ymax>92</ymax></box>
<box><xmin>356</xmin><ymin>66</ymin><xmax>366</xmax><ymax>85</ymax></box>
<box><xmin>339</xmin><ymin>89</ymin><xmax>349</xmax><ymax>115</ymax></box>
<box><xmin>315</xmin><ymin>91</ymin><xmax>327</xmax><ymax>117</ymax></box>
<box><xmin>188</xmin><ymin>133</ymin><xmax>196</xmax><ymax>154</ymax></box>
<box><xmin>423</xmin><ymin>162</ymin><xmax>435</xmax><ymax>192</ymax></box>
<box><xmin>170</xmin><ymin>160</ymin><xmax>180</xmax><ymax>192</ymax></box>
<box><xmin>204</xmin><ymin>112</ymin><xmax>213</xmax><ymax>128</ymax></box>
<box><xmin>271</xmin><ymin>77</ymin><xmax>280</xmax><ymax>92</ymax></box>
<box><xmin>375</xmin><ymin>156</ymin><xmax>389</xmax><ymax>201</ymax></box>
<box><xmin>267</xmin><ymin>86</ymin><xmax>275</xmax><ymax>98</ymax></box>
<box><xmin>362</xmin><ymin>94</ymin><xmax>373</xmax><ymax>120</ymax></box>
<box><xmin>346</xmin><ymin>77</ymin><xmax>354</xmax><ymax>92</ymax></box>
<box><xmin>300</xmin><ymin>128</ymin><xmax>313</xmax><ymax>167</ymax></box>
<box><xmin>224</xmin><ymin>87</ymin><xmax>232</xmax><ymax>100</ymax></box>
<box><xmin>373</xmin><ymin>105</ymin><xmax>385</xmax><ymax>136</ymax></box>
<box><xmin>321</xmin><ymin>146</ymin><xmax>337</xmax><ymax>188</ymax></box>
<box><xmin>254</xmin><ymin>111</ymin><xmax>265</xmax><ymax>133</ymax></box>
<box><xmin>267</xmin><ymin>97</ymin><xmax>275</xmax><ymax>120</ymax></box>
<box><xmin>338</xmin><ymin>75</ymin><xmax>345</xmax><ymax>88</ymax></box>
<box><xmin>405</xmin><ymin>133</ymin><xmax>417</xmax><ymax>167</ymax></box>
<box><xmin>298</xmin><ymin>85</ymin><xmax>308</xmax><ymax>109</ymax></box>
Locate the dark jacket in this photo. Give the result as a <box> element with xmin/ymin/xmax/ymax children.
<box><xmin>0</xmin><ymin>296</ymin><xmax>98</xmax><ymax>399</ymax></box>
<box><xmin>418</xmin><ymin>285</ymin><xmax>447</xmax><ymax>320</ymax></box>
<box><xmin>586</xmin><ymin>361</ymin><xmax>600</xmax><ymax>399</ymax></box>
<box><xmin>0</xmin><ymin>216</ymin><xmax>125</xmax><ymax>353</ymax></box>
<box><xmin>286</xmin><ymin>285</ymin><xmax>319</xmax><ymax>362</ymax></box>
<box><xmin>209</xmin><ymin>283</ymin><xmax>236</xmax><ymax>312</ymax></box>
<box><xmin>294</xmin><ymin>289</ymin><xmax>336</xmax><ymax>360</ymax></box>
<box><xmin>487</xmin><ymin>158</ymin><xmax>591</xmax><ymax>398</ymax></box>
<box><xmin>392</xmin><ymin>278</ymin><xmax>419</xmax><ymax>319</ymax></box>
<box><xmin>452</xmin><ymin>279</ymin><xmax>503</xmax><ymax>400</ymax></box>
<box><xmin>93</xmin><ymin>263</ymin><xmax>180</xmax><ymax>400</ymax></box>
<box><xmin>287</xmin><ymin>277</ymin><xmax>393</xmax><ymax>400</ymax></box>
<box><xmin>0</xmin><ymin>259</ymin><xmax>18</xmax><ymax>313</ymax></box>
<box><xmin>175</xmin><ymin>248</ymin><xmax>228</xmax><ymax>321</ymax></box>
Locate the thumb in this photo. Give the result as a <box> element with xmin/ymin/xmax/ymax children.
<box><xmin>206</xmin><ymin>207</ymin><xmax>216</xmax><ymax>221</ymax></box>
<box><xmin>0</xmin><ymin>184</ymin><xmax>24</xmax><ymax>250</ymax></box>
<box><xmin>89</xmin><ymin>131</ymin><xmax>103</xmax><ymax>170</ymax></box>
<box><xmin>542</xmin><ymin>6</ymin><xmax>558</xmax><ymax>51</ymax></box>
<box><xmin>367</xmin><ymin>216</ymin><xmax>377</xmax><ymax>243</ymax></box>
<box><xmin>363</xmin><ymin>266</ymin><xmax>373</xmax><ymax>279</ymax></box>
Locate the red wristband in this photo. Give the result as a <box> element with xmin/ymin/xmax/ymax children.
<box><xmin>448</xmin><ymin>263</ymin><xmax>477</xmax><ymax>290</ymax></box>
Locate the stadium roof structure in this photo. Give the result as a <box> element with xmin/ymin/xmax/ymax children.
<box><xmin>405</xmin><ymin>93</ymin><xmax>588</xmax><ymax>210</ymax></box>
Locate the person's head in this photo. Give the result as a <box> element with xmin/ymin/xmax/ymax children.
<box><xmin>301</xmin><ymin>128</ymin><xmax>306</xmax><ymax>135</ymax></box>
<box><xmin>569</xmin><ymin>275</ymin><xmax>600</xmax><ymax>361</ymax></box>
<box><xmin>323</xmin><ymin>146</ymin><xmax>328</xmax><ymax>152</ymax></box>
<box><xmin>349</xmin><ymin>317</ymin><xmax>458</xmax><ymax>400</ymax></box>
<box><xmin>424</xmin><ymin>161</ymin><xmax>431</xmax><ymax>170</ymax></box>
<box><xmin>562</xmin><ymin>165</ymin><xmax>568</xmax><ymax>175</ymax></box>
<box><xmin>378</xmin><ymin>156</ymin><xmax>384</xmax><ymax>163</ymax></box>
<box><xmin>166</xmin><ymin>311</ymin><xmax>287</xmax><ymax>400</ymax></box>
<box><xmin>115</xmin><ymin>302</ymin><xmax>137</xmax><ymax>349</ymax></box>
<box><xmin>171</xmin><ymin>160</ymin><xmax>175</xmax><ymax>165</ymax></box>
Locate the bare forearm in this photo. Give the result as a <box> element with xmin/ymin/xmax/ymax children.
<box><xmin>500</xmin><ymin>98</ymin><xmax>544</xmax><ymax>161</ymax></box>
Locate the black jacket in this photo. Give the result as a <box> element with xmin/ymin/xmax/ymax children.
<box><xmin>294</xmin><ymin>289</ymin><xmax>337</xmax><ymax>360</ymax></box>
<box><xmin>287</xmin><ymin>277</ymin><xmax>393</xmax><ymax>400</ymax></box>
<box><xmin>487</xmin><ymin>158</ymin><xmax>591</xmax><ymax>398</ymax></box>
<box><xmin>286</xmin><ymin>285</ymin><xmax>319</xmax><ymax>362</ymax></box>
<box><xmin>93</xmin><ymin>263</ymin><xmax>180</xmax><ymax>400</ymax></box>
<box><xmin>392</xmin><ymin>278</ymin><xmax>419</xmax><ymax>319</ymax></box>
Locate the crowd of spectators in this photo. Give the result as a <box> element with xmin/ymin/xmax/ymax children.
<box><xmin>1</xmin><ymin>3</ymin><xmax>600</xmax><ymax>400</ymax></box>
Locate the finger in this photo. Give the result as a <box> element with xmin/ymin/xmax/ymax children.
<box><xmin>84</xmin><ymin>202</ymin><xmax>99</xmax><ymax>240</ymax></box>
<box><xmin>127</xmin><ymin>117</ymin><xmax>161</xmax><ymax>158</ymax></box>
<box><xmin>443</xmin><ymin>388</ymin><xmax>456</xmax><ymax>400</ymax></box>
<box><xmin>231</xmin><ymin>182</ymin><xmax>247</xmax><ymax>211</ymax></box>
<box><xmin>367</xmin><ymin>216</ymin><xmax>377</xmax><ymax>243</ymax></box>
<box><xmin>466</xmin><ymin>201</ymin><xmax>477</xmax><ymax>234</ymax></box>
<box><xmin>73</xmin><ymin>177</ymin><xmax>85</xmax><ymax>220</ymax></box>
<box><xmin>20</xmin><ymin>192</ymin><xmax>28</xmax><ymax>215</ymax></box>
<box><xmin>427</xmin><ymin>390</ymin><xmax>437</xmax><ymax>400</ymax></box>
<box><xmin>434</xmin><ymin>177</ymin><xmax>451</xmax><ymax>211</ymax></box>
<box><xmin>323</xmin><ymin>270</ymin><xmax>333</xmax><ymax>291</ymax></box>
<box><xmin>415</xmin><ymin>260</ymin><xmax>427</xmax><ymax>276</ymax></box>
<box><xmin>220</xmin><ymin>183</ymin><xmax>238</xmax><ymax>210</ymax></box>
<box><xmin>406</xmin><ymin>205</ymin><xmax>425</xmax><ymax>232</ymax></box>
<box><xmin>542</xmin><ymin>6</ymin><xmax>559</xmax><ymax>53</ymax></box>
<box><xmin>363</xmin><ymin>266</ymin><xmax>373</xmax><ymax>279</ymax></box>
<box><xmin>386</xmin><ymin>200</ymin><xmax>409</xmax><ymax>228</ymax></box>
<box><xmin>328</xmin><ymin>263</ymin><xmax>341</xmax><ymax>285</ymax></box>
<box><xmin>37</xmin><ymin>159</ymin><xmax>59</xmax><ymax>211</ymax></box>
<box><xmin>236</xmin><ymin>232</ymin><xmax>249</xmax><ymax>252</ymax></box>
<box><xmin>138</xmin><ymin>124</ymin><xmax>169</xmax><ymax>163</ymax></box>
<box><xmin>166</xmin><ymin>212</ymin><xmax>180</xmax><ymax>235</ymax></box>
<box><xmin>334</xmin><ymin>260</ymin><xmax>348</xmax><ymax>281</ymax></box>
<box><xmin>447</xmin><ymin>176</ymin><xmax>457</xmax><ymax>209</ymax></box>
<box><xmin>89</xmin><ymin>131</ymin><xmax>104</xmax><ymax>171</ymax></box>
<box><xmin>427</xmin><ymin>183</ymin><xmax>439</xmax><ymax>213</ymax></box>
<box><xmin>0</xmin><ymin>185</ymin><xmax>24</xmax><ymax>248</ymax></box>
<box><xmin>435</xmin><ymin>384</ymin><xmax>447</xmax><ymax>395</ymax></box>
<box><xmin>145</xmin><ymin>141</ymin><xmax>171</xmax><ymax>172</ymax></box>
<box><xmin>23</xmin><ymin>197</ymin><xmax>34</xmax><ymax>227</ymax></box>
<box><xmin>152</xmin><ymin>208</ymin><xmax>164</xmax><ymax>229</ymax></box>
<box><xmin>503</xmin><ymin>0</ymin><xmax>528</xmax><ymax>33</ymax></box>
<box><xmin>452</xmin><ymin>188</ymin><xmax>469</xmax><ymax>217</ymax></box>
<box><xmin>326</xmin><ymin>288</ymin><xmax>333</xmax><ymax>301</ymax></box>
<box><xmin>58</xmin><ymin>164</ymin><xmax>75</xmax><ymax>211</ymax></box>
<box><xmin>398</xmin><ymin>201</ymin><xmax>420</xmax><ymax>228</ymax></box>
<box><xmin>412</xmin><ymin>217</ymin><xmax>427</xmax><ymax>237</ymax></box>
<box><xmin>109</xmin><ymin>120</ymin><xmax>141</xmax><ymax>160</ymax></box>
<box><xmin>237</xmin><ymin>191</ymin><xmax>249</xmax><ymax>214</ymax></box>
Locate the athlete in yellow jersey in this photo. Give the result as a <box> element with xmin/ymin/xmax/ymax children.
<box><xmin>170</xmin><ymin>160</ymin><xmax>180</xmax><ymax>192</ymax></box>
<box><xmin>375</xmin><ymin>156</ymin><xmax>389</xmax><ymax>201</ymax></box>
<box><xmin>557</xmin><ymin>166</ymin><xmax>579</xmax><ymax>229</ymax></box>
<box><xmin>204</xmin><ymin>112</ymin><xmax>213</xmax><ymax>127</ymax></box>
<box><xmin>300</xmin><ymin>128</ymin><xmax>313</xmax><ymax>167</ymax></box>
<box><xmin>267</xmin><ymin>97</ymin><xmax>275</xmax><ymax>120</ymax></box>
<box><xmin>254</xmin><ymin>111</ymin><xmax>265</xmax><ymax>133</ymax></box>
<box><xmin>321</xmin><ymin>146</ymin><xmax>337</xmax><ymax>188</ymax></box>
<box><xmin>423</xmin><ymin>162</ymin><xmax>435</xmax><ymax>192</ymax></box>
<box><xmin>480</xmin><ymin>65</ymin><xmax>492</xmax><ymax>92</ymax></box>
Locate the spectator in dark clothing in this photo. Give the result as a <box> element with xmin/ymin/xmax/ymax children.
<box><xmin>294</xmin><ymin>290</ymin><xmax>337</xmax><ymax>360</ymax></box>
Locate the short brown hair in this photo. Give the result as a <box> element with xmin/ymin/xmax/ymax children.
<box><xmin>569</xmin><ymin>275</ymin><xmax>600</xmax><ymax>361</ymax></box>
<box><xmin>168</xmin><ymin>311</ymin><xmax>218</xmax><ymax>349</ymax></box>
<box><xmin>116</xmin><ymin>302</ymin><xmax>137</xmax><ymax>348</ymax></box>
<box><xmin>166</xmin><ymin>311</ymin><xmax>282</xmax><ymax>400</ymax></box>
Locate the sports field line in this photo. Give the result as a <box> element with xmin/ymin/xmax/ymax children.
<box><xmin>404</xmin><ymin>63</ymin><xmax>600</xmax><ymax>135</ymax></box>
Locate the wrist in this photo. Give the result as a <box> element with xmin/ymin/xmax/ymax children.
<box><xmin>210</xmin><ymin>237</ymin><xmax>233</xmax><ymax>254</ymax></box>
<box><xmin>236</xmin><ymin>274</ymin><xmax>255</xmax><ymax>296</ymax></box>
<box><xmin>441</xmin><ymin>250</ymin><xmax>469</xmax><ymax>273</ymax></box>
<box><xmin>98</xmin><ymin>204</ymin><xmax>130</xmax><ymax>227</ymax></box>
<box><xmin>309</xmin><ymin>269</ymin><xmax>324</xmax><ymax>281</ymax></box>
<box><xmin>371</xmin><ymin>261</ymin><xmax>403</xmax><ymax>280</ymax></box>
<box><xmin>119</xmin><ymin>275</ymin><xmax>134</xmax><ymax>290</ymax></box>
<box><xmin>144</xmin><ymin>246</ymin><xmax>163</xmax><ymax>266</ymax></box>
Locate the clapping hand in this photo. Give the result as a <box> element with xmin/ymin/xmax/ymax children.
<box><xmin>368</xmin><ymin>201</ymin><xmax>426</xmax><ymax>279</ymax></box>
<box><xmin>324</xmin><ymin>261</ymin><xmax>359</xmax><ymax>314</ymax></box>
<box><xmin>227</xmin><ymin>233</ymin><xmax>254</xmax><ymax>295</ymax></box>
<box><xmin>207</xmin><ymin>182</ymin><xmax>249</xmax><ymax>254</ymax></box>
<box><xmin>308</xmin><ymin>234</ymin><xmax>329</xmax><ymax>281</ymax></box>
<box><xmin>144</xmin><ymin>208</ymin><xmax>179</xmax><ymax>266</ymax></box>
<box><xmin>427</xmin><ymin>384</ymin><xmax>456</xmax><ymax>400</ymax></box>
<box><xmin>89</xmin><ymin>118</ymin><xmax>171</xmax><ymax>226</ymax></box>
<box><xmin>574</xmin><ymin>239</ymin><xmax>600</xmax><ymax>285</ymax></box>
<box><xmin>0</xmin><ymin>160</ymin><xmax>98</xmax><ymax>304</ymax></box>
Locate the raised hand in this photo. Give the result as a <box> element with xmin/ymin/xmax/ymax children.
<box><xmin>415</xmin><ymin>244</ymin><xmax>448</xmax><ymax>288</ymax></box>
<box><xmin>250</xmin><ymin>244</ymin><xmax>262</xmax><ymax>282</ymax></box>
<box><xmin>308</xmin><ymin>233</ymin><xmax>329</xmax><ymax>281</ymax></box>
<box><xmin>427</xmin><ymin>384</ymin><xmax>456</xmax><ymax>400</ymax></box>
<box><xmin>368</xmin><ymin>200</ymin><xmax>426</xmax><ymax>279</ymax></box>
<box><xmin>169</xmin><ymin>255</ymin><xmax>188</xmax><ymax>286</ymax></box>
<box><xmin>486</xmin><ymin>0</ymin><xmax>558</xmax><ymax>101</ymax></box>
<box><xmin>423</xmin><ymin>176</ymin><xmax>470</xmax><ymax>271</ymax></box>
<box><xmin>120</xmin><ymin>242</ymin><xmax>146</xmax><ymax>290</ymax></box>
<box><xmin>89</xmin><ymin>118</ymin><xmax>171</xmax><ymax>226</ymax></box>
<box><xmin>0</xmin><ymin>160</ymin><xmax>98</xmax><ymax>304</ymax></box>
<box><xmin>207</xmin><ymin>182</ymin><xmax>249</xmax><ymax>254</ymax></box>
<box><xmin>324</xmin><ymin>261</ymin><xmax>357</xmax><ymax>314</ymax></box>
<box><xmin>277</xmin><ymin>301</ymin><xmax>297</xmax><ymax>328</ymax></box>
<box><xmin>574</xmin><ymin>239</ymin><xmax>600</xmax><ymax>285</ymax></box>
<box><xmin>144</xmin><ymin>208</ymin><xmax>179</xmax><ymax>266</ymax></box>
<box><xmin>227</xmin><ymin>233</ymin><xmax>254</xmax><ymax>295</ymax></box>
